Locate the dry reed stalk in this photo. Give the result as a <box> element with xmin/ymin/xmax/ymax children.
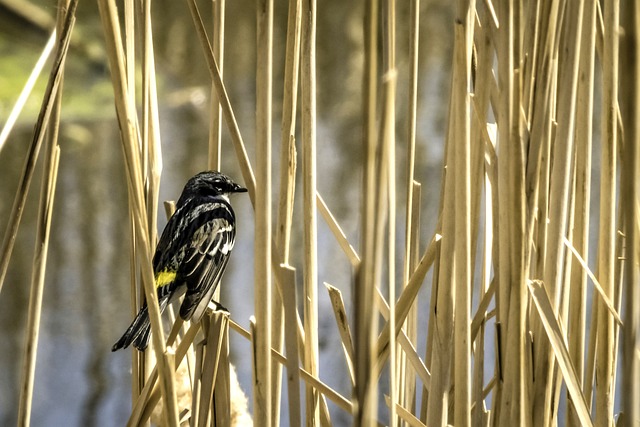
<box><xmin>354</xmin><ymin>0</ymin><xmax>380</xmax><ymax>424</ymax></box>
<box><xmin>276</xmin><ymin>0</ymin><xmax>302</xmax><ymax>264</ymax></box>
<box><xmin>325</xmin><ymin>283</ymin><xmax>356</xmax><ymax>385</ymax></box>
<box><xmin>522</xmin><ymin>2</ymin><xmax>560</xmax><ymax>425</ymax></box>
<box><xmin>381</xmin><ymin>0</ymin><xmax>397</xmax><ymax>423</ymax></box>
<box><xmin>469</xmin><ymin>9</ymin><xmax>494</xmax><ymax>426</ymax></box>
<box><xmin>124</xmin><ymin>0</ymin><xmax>135</xmax><ymax>109</ymax></box>
<box><xmin>140</xmin><ymin>0</ymin><xmax>163</xmax><ymax>246</ymax></box>
<box><xmin>374</xmin><ymin>288</ymin><xmax>431</xmax><ymax>391</ymax></box>
<box><xmin>0</xmin><ymin>31</ymin><xmax>56</xmax><ymax>155</ymax></box>
<box><xmin>384</xmin><ymin>395</ymin><xmax>426</xmax><ymax>427</ymax></box>
<box><xmin>271</xmin><ymin>0</ymin><xmax>301</xmax><ymax>418</ymax></box>
<box><xmin>399</xmin><ymin>0</ymin><xmax>421</xmax><ymax>414</ymax></box>
<box><xmin>565</xmin><ymin>2</ymin><xmax>596</xmax><ymax>425</ymax></box>
<box><xmin>426</xmin><ymin>58</ymin><xmax>457</xmax><ymax>427</ymax></box>
<box><xmin>208</xmin><ymin>0</ymin><xmax>225</xmax><ymax>170</ymax></box>
<box><xmin>620</xmin><ymin>1</ymin><xmax>640</xmax><ymax>424</ymax></box>
<box><xmin>254</xmin><ymin>0</ymin><xmax>274</xmax><ymax>423</ymax></box>
<box><xmin>317</xmin><ymin>194</ymin><xmax>359</xmax><ymax>267</ymax></box>
<box><xmin>385</xmin><ymin>74</ymin><xmax>398</xmax><ymax>421</ymax></box>
<box><xmin>211</xmin><ymin>315</ymin><xmax>232</xmax><ymax>426</ymax></box>
<box><xmin>494</xmin><ymin>2</ymin><xmax>526</xmax><ymax>425</ymax></box>
<box><xmin>281</xmin><ymin>266</ymin><xmax>302</xmax><ymax>427</ymax></box>
<box><xmin>376</xmin><ymin>234</ymin><xmax>440</xmax><ymax>366</ymax></box>
<box><xmin>527</xmin><ymin>280</ymin><xmax>592</xmax><ymax>427</ymax></box>
<box><xmin>300</xmin><ymin>0</ymin><xmax>319</xmax><ymax>423</ymax></box>
<box><xmin>17</xmin><ymin>133</ymin><xmax>60</xmax><ymax>427</ymax></box>
<box><xmin>451</xmin><ymin>1</ymin><xmax>474</xmax><ymax>425</ymax></box>
<box><xmin>96</xmin><ymin>0</ymin><xmax>179</xmax><ymax>423</ymax></box>
<box><xmin>594</xmin><ymin>0</ymin><xmax>618</xmax><ymax>425</ymax></box>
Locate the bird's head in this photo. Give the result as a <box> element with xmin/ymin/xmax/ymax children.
<box><xmin>178</xmin><ymin>171</ymin><xmax>247</xmax><ymax>205</ymax></box>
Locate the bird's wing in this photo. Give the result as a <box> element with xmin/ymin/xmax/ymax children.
<box><xmin>177</xmin><ymin>213</ymin><xmax>236</xmax><ymax>321</ymax></box>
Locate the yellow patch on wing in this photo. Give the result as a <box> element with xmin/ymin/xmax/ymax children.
<box><xmin>155</xmin><ymin>270</ymin><xmax>177</xmax><ymax>288</ymax></box>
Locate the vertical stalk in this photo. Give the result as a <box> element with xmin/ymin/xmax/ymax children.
<box><xmin>595</xmin><ymin>0</ymin><xmax>618</xmax><ymax>425</ymax></box>
<box><xmin>620</xmin><ymin>0</ymin><xmax>640</xmax><ymax>424</ymax></box>
<box><xmin>255</xmin><ymin>0</ymin><xmax>273</xmax><ymax>424</ymax></box>
<box><xmin>355</xmin><ymin>0</ymin><xmax>379</xmax><ymax>424</ymax></box>
<box><xmin>566</xmin><ymin>1</ymin><xmax>596</xmax><ymax>425</ymax></box>
<box><xmin>381</xmin><ymin>0</ymin><xmax>397</xmax><ymax>424</ymax></box>
<box><xmin>209</xmin><ymin>0</ymin><xmax>225</xmax><ymax>170</ymax></box>
<box><xmin>399</xmin><ymin>0</ymin><xmax>420</xmax><ymax>415</ymax></box>
<box><xmin>301</xmin><ymin>0</ymin><xmax>319</xmax><ymax>423</ymax></box>
<box><xmin>452</xmin><ymin>1</ymin><xmax>474</xmax><ymax>425</ymax></box>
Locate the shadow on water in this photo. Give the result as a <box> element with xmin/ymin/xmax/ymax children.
<box><xmin>0</xmin><ymin>0</ymin><xmax>452</xmax><ymax>425</ymax></box>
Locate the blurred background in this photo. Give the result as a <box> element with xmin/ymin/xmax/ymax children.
<box><xmin>0</xmin><ymin>0</ymin><xmax>453</xmax><ymax>424</ymax></box>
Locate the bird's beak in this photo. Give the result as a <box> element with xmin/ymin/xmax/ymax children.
<box><xmin>234</xmin><ymin>183</ymin><xmax>248</xmax><ymax>193</ymax></box>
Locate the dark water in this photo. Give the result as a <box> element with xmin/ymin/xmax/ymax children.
<box><xmin>0</xmin><ymin>0</ymin><xmax>452</xmax><ymax>425</ymax></box>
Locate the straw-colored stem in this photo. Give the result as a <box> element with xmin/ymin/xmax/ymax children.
<box><xmin>254</xmin><ymin>0</ymin><xmax>274</xmax><ymax>423</ymax></box>
<box><xmin>355</xmin><ymin>0</ymin><xmax>380</xmax><ymax>422</ymax></box>
<box><xmin>17</xmin><ymin>144</ymin><xmax>60</xmax><ymax>427</ymax></box>
<box><xmin>399</xmin><ymin>0</ymin><xmax>421</xmax><ymax>414</ymax></box>
<box><xmin>565</xmin><ymin>1</ymin><xmax>596</xmax><ymax>424</ymax></box>
<box><xmin>620</xmin><ymin>0</ymin><xmax>640</xmax><ymax>423</ymax></box>
<box><xmin>0</xmin><ymin>31</ymin><xmax>56</xmax><ymax>155</ymax></box>
<box><xmin>276</xmin><ymin>0</ymin><xmax>302</xmax><ymax>264</ymax></box>
<box><xmin>381</xmin><ymin>0</ymin><xmax>397</xmax><ymax>423</ymax></box>
<box><xmin>141</xmin><ymin>0</ymin><xmax>163</xmax><ymax>248</ymax></box>
<box><xmin>451</xmin><ymin>1</ymin><xmax>474</xmax><ymax>425</ymax></box>
<box><xmin>208</xmin><ymin>0</ymin><xmax>225</xmax><ymax>170</ymax></box>
<box><xmin>281</xmin><ymin>266</ymin><xmax>302</xmax><ymax>427</ymax></box>
<box><xmin>594</xmin><ymin>1</ymin><xmax>618</xmax><ymax>425</ymax></box>
<box><xmin>300</xmin><ymin>0</ymin><xmax>319</xmax><ymax>423</ymax></box>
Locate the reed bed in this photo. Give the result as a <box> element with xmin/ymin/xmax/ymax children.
<box><xmin>2</xmin><ymin>0</ymin><xmax>640</xmax><ymax>426</ymax></box>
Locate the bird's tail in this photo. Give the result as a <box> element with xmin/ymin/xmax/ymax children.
<box><xmin>112</xmin><ymin>296</ymin><xmax>170</xmax><ymax>352</ymax></box>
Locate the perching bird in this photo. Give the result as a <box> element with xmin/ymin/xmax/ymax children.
<box><xmin>112</xmin><ymin>171</ymin><xmax>247</xmax><ymax>351</ymax></box>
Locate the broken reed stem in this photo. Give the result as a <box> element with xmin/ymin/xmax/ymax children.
<box><xmin>276</xmin><ymin>0</ymin><xmax>302</xmax><ymax>265</ymax></box>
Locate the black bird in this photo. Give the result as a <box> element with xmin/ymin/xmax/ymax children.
<box><xmin>112</xmin><ymin>171</ymin><xmax>247</xmax><ymax>351</ymax></box>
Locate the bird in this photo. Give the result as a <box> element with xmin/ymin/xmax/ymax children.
<box><xmin>112</xmin><ymin>171</ymin><xmax>247</xmax><ymax>351</ymax></box>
